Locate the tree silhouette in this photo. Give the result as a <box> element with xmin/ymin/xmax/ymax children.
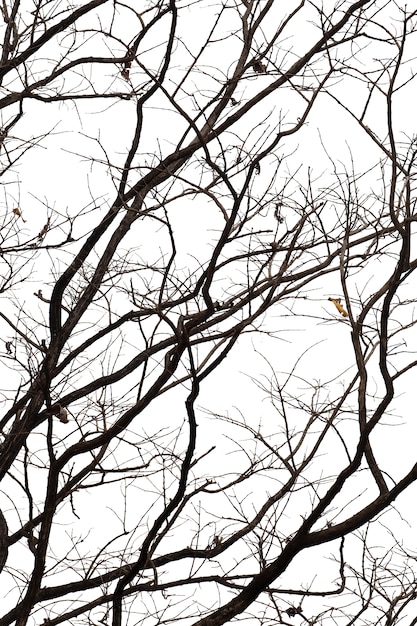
<box><xmin>1</xmin><ymin>1</ymin><xmax>417</xmax><ymax>625</ymax></box>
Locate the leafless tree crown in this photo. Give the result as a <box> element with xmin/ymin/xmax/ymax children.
<box><xmin>0</xmin><ymin>1</ymin><xmax>417</xmax><ymax>626</ymax></box>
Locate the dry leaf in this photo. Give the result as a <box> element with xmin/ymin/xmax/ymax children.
<box><xmin>38</xmin><ymin>217</ymin><xmax>51</xmax><ymax>240</ymax></box>
<box><xmin>12</xmin><ymin>207</ymin><xmax>26</xmax><ymax>222</ymax></box>
<box><xmin>328</xmin><ymin>297</ymin><xmax>348</xmax><ymax>317</ymax></box>
<box><xmin>49</xmin><ymin>403</ymin><xmax>69</xmax><ymax>423</ymax></box>
<box><xmin>253</xmin><ymin>60</ymin><xmax>267</xmax><ymax>74</ymax></box>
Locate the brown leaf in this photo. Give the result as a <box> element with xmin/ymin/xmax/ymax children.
<box><xmin>253</xmin><ymin>60</ymin><xmax>267</xmax><ymax>74</ymax></box>
<box><xmin>12</xmin><ymin>207</ymin><xmax>26</xmax><ymax>222</ymax></box>
<box><xmin>38</xmin><ymin>217</ymin><xmax>51</xmax><ymax>240</ymax></box>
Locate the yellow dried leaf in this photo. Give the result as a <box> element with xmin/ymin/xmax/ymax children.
<box><xmin>328</xmin><ymin>297</ymin><xmax>348</xmax><ymax>317</ymax></box>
